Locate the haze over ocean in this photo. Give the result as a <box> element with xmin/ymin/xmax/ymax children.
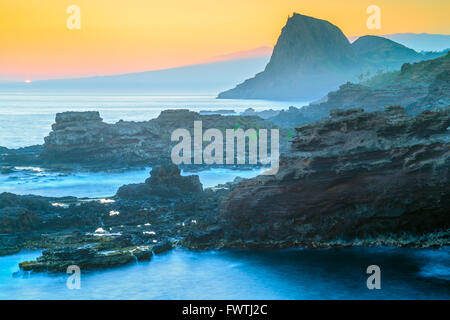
<box><xmin>0</xmin><ymin>92</ymin><xmax>306</xmax><ymax>148</ymax></box>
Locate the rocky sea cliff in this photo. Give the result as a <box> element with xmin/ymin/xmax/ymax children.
<box><xmin>1</xmin><ymin>104</ymin><xmax>448</xmax><ymax>273</ymax></box>
<box><xmin>215</xmin><ymin>106</ymin><xmax>449</xmax><ymax>248</ymax></box>
<box><xmin>0</xmin><ymin>109</ymin><xmax>287</xmax><ymax>171</ymax></box>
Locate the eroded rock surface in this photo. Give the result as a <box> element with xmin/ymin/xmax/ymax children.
<box><xmin>217</xmin><ymin>106</ymin><xmax>450</xmax><ymax>247</ymax></box>
<box><xmin>2</xmin><ymin>107</ymin><xmax>449</xmax><ymax>272</ymax></box>
<box><xmin>0</xmin><ymin>164</ymin><xmax>228</xmax><ymax>272</ymax></box>
<box><xmin>40</xmin><ymin>109</ymin><xmax>282</xmax><ymax>168</ymax></box>
<box><xmin>116</xmin><ymin>164</ymin><xmax>203</xmax><ymax>199</ymax></box>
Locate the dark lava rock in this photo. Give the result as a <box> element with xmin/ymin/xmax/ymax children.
<box><xmin>220</xmin><ymin>106</ymin><xmax>450</xmax><ymax>247</ymax></box>
<box><xmin>132</xmin><ymin>247</ymin><xmax>153</xmax><ymax>261</ymax></box>
<box><xmin>218</xmin><ymin>13</ymin><xmax>362</xmax><ymax>100</ymax></box>
<box><xmin>0</xmin><ymin>207</ymin><xmax>40</xmax><ymax>233</ymax></box>
<box><xmin>0</xmin><ymin>192</ymin><xmax>108</xmax><ymax>234</ymax></box>
<box><xmin>145</xmin><ymin>164</ymin><xmax>203</xmax><ymax>194</ymax></box>
<box><xmin>152</xmin><ymin>240</ymin><xmax>173</xmax><ymax>254</ymax></box>
<box><xmin>0</xmin><ymin>145</ymin><xmax>43</xmax><ymax>167</ymax></box>
<box><xmin>19</xmin><ymin>246</ymin><xmax>138</xmax><ymax>272</ymax></box>
<box><xmin>116</xmin><ymin>163</ymin><xmax>203</xmax><ymax>200</ymax></box>
<box><xmin>39</xmin><ymin>109</ymin><xmax>279</xmax><ymax>168</ymax></box>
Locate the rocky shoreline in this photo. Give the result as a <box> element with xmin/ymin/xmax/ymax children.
<box><xmin>1</xmin><ymin>105</ymin><xmax>448</xmax><ymax>273</ymax></box>
<box><xmin>1</xmin><ymin>163</ymin><xmax>232</xmax><ymax>272</ymax></box>
<box><xmin>216</xmin><ymin>106</ymin><xmax>449</xmax><ymax>249</ymax></box>
<box><xmin>0</xmin><ymin>109</ymin><xmax>288</xmax><ymax>172</ymax></box>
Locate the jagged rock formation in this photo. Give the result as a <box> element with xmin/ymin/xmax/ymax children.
<box><xmin>218</xmin><ymin>106</ymin><xmax>450</xmax><ymax>247</ymax></box>
<box><xmin>0</xmin><ymin>163</ymin><xmax>229</xmax><ymax>270</ymax></box>
<box><xmin>38</xmin><ymin>109</ymin><xmax>283</xmax><ymax>168</ymax></box>
<box><xmin>19</xmin><ymin>246</ymin><xmax>151</xmax><ymax>272</ymax></box>
<box><xmin>0</xmin><ymin>145</ymin><xmax>43</xmax><ymax>167</ymax></box>
<box><xmin>268</xmin><ymin>53</ymin><xmax>450</xmax><ymax>127</ymax></box>
<box><xmin>116</xmin><ymin>163</ymin><xmax>203</xmax><ymax>199</ymax></box>
<box><xmin>2</xmin><ymin>107</ymin><xmax>449</xmax><ymax>270</ymax></box>
<box><xmin>41</xmin><ymin>111</ymin><xmax>167</xmax><ymax>165</ymax></box>
<box><xmin>0</xmin><ymin>207</ymin><xmax>39</xmax><ymax>234</ymax></box>
<box><xmin>218</xmin><ymin>13</ymin><xmax>362</xmax><ymax>100</ymax></box>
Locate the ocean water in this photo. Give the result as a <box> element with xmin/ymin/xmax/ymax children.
<box><xmin>0</xmin><ymin>247</ymin><xmax>449</xmax><ymax>300</ymax></box>
<box><xmin>0</xmin><ymin>166</ymin><xmax>260</xmax><ymax>198</ymax></box>
<box><xmin>0</xmin><ymin>92</ymin><xmax>280</xmax><ymax>196</ymax></box>
<box><xmin>1</xmin><ymin>92</ymin><xmax>448</xmax><ymax>300</ymax></box>
<box><xmin>0</xmin><ymin>92</ymin><xmax>306</xmax><ymax>148</ymax></box>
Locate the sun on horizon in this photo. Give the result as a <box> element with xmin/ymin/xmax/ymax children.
<box><xmin>1</xmin><ymin>0</ymin><xmax>449</xmax><ymax>81</ymax></box>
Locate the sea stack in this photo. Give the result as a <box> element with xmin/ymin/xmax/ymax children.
<box><xmin>218</xmin><ymin>13</ymin><xmax>362</xmax><ymax>100</ymax></box>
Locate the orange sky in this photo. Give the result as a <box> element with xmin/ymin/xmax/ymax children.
<box><xmin>1</xmin><ymin>0</ymin><xmax>449</xmax><ymax>81</ymax></box>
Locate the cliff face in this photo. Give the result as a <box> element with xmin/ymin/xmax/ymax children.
<box><xmin>218</xmin><ymin>13</ymin><xmax>362</xmax><ymax>100</ymax></box>
<box><xmin>219</xmin><ymin>106</ymin><xmax>450</xmax><ymax>246</ymax></box>
<box><xmin>264</xmin><ymin>14</ymin><xmax>358</xmax><ymax>75</ymax></box>
<box><xmin>41</xmin><ymin>110</ymin><xmax>282</xmax><ymax>167</ymax></box>
<box><xmin>42</xmin><ymin>111</ymin><xmax>167</xmax><ymax>165</ymax></box>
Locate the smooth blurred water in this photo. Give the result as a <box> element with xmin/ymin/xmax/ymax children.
<box><xmin>1</xmin><ymin>92</ymin><xmax>448</xmax><ymax>300</ymax></box>
<box><xmin>0</xmin><ymin>166</ymin><xmax>260</xmax><ymax>198</ymax></box>
<box><xmin>0</xmin><ymin>92</ymin><xmax>282</xmax><ymax>196</ymax></box>
<box><xmin>0</xmin><ymin>92</ymin><xmax>306</xmax><ymax>148</ymax></box>
<box><xmin>0</xmin><ymin>247</ymin><xmax>448</xmax><ymax>300</ymax></box>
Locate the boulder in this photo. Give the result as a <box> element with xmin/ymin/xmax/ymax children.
<box><xmin>116</xmin><ymin>164</ymin><xmax>203</xmax><ymax>200</ymax></box>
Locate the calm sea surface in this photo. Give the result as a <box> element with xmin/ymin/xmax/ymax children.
<box><xmin>0</xmin><ymin>92</ymin><xmax>305</xmax><ymax>148</ymax></box>
<box><xmin>0</xmin><ymin>166</ymin><xmax>261</xmax><ymax>197</ymax></box>
<box><xmin>0</xmin><ymin>92</ymin><xmax>448</xmax><ymax>300</ymax></box>
<box><xmin>0</xmin><ymin>247</ymin><xmax>449</xmax><ymax>300</ymax></box>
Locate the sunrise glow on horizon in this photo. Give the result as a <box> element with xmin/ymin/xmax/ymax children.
<box><xmin>1</xmin><ymin>0</ymin><xmax>449</xmax><ymax>81</ymax></box>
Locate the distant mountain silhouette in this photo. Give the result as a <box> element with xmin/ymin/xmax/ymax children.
<box><xmin>381</xmin><ymin>33</ymin><xmax>450</xmax><ymax>52</ymax></box>
<box><xmin>0</xmin><ymin>53</ymin><xmax>271</xmax><ymax>95</ymax></box>
<box><xmin>218</xmin><ymin>14</ymin><xmax>448</xmax><ymax>101</ymax></box>
<box><xmin>347</xmin><ymin>33</ymin><xmax>450</xmax><ymax>52</ymax></box>
<box><xmin>352</xmin><ymin>35</ymin><xmax>445</xmax><ymax>71</ymax></box>
<box><xmin>218</xmin><ymin>13</ymin><xmax>362</xmax><ymax>100</ymax></box>
<box><xmin>203</xmin><ymin>46</ymin><xmax>273</xmax><ymax>63</ymax></box>
<box><xmin>267</xmin><ymin>52</ymin><xmax>450</xmax><ymax>127</ymax></box>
